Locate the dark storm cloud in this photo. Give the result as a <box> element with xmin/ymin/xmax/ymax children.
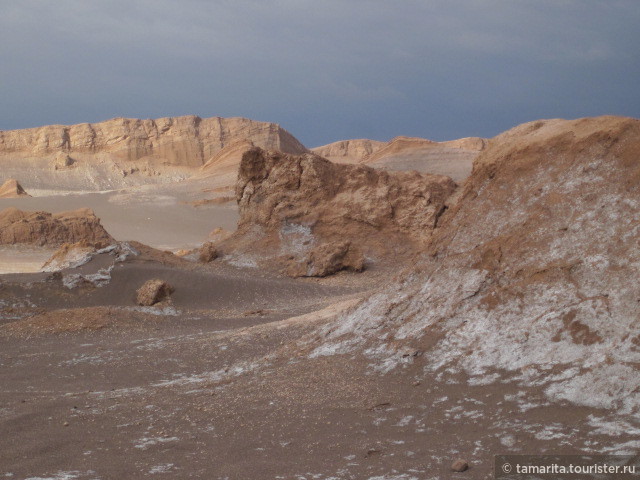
<box><xmin>1</xmin><ymin>0</ymin><xmax>638</xmax><ymax>146</ymax></box>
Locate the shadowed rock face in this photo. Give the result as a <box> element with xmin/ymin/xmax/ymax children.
<box><xmin>0</xmin><ymin>207</ymin><xmax>114</xmax><ymax>246</ymax></box>
<box><xmin>0</xmin><ymin>179</ymin><xmax>30</xmax><ymax>198</ymax></box>
<box><xmin>223</xmin><ymin>147</ymin><xmax>457</xmax><ymax>272</ymax></box>
<box><xmin>311</xmin><ymin>115</ymin><xmax>640</xmax><ymax>416</ymax></box>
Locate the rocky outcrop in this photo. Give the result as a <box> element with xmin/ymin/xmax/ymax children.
<box><xmin>198</xmin><ymin>242</ymin><xmax>218</xmax><ymax>263</ymax></box>
<box><xmin>136</xmin><ymin>279</ymin><xmax>174</xmax><ymax>306</ymax></box>
<box><xmin>223</xmin><ymin>147</ymin><xmax>457</xmax><ymax>273</ymax></box>
<box><xmin>284</xmin><ymin>241</ymin><xmax>365</xmax><ymax>277</ymax></box>
<box><xmin>0</xmin><ymin>207</ymin><xmax>114</xmax><ymax>246</ymax></box>
<box><xmin>311</xmin><ymin>139</ymin><xmax>384</xmax><ymax>163</ymax></box>
<box><xmin>311</xmin><ymin>116</ymin><xmax>640</xmax><ymax>416</ymax></box>
<box><xmin>41</xmin><ymin>240</ymin><xmax>107</xmax><ymax>272</ymax></box>
<box><xmin>0</xmin><ymin>179</ymin><xmax>30</xmax><ymax>198</ymax></box>
<box><xmin>0</xmin><ymin>115</ymin><xmax>307</xmax><ymax>167</ymax></box>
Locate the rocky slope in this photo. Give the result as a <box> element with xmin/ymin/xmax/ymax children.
<box><xmin>0</xmin><ymin>115</ymin><xmax>307</xmax><ymax>191</ymax></box>
<box><xmin>220</xmin><ymin>147</ymin><xmax>457</xmax><ymax>274</ymax></box>
<box><xmin>0</xmin><ymin>207</ymin><xmax>114</xmax><ymax>246</ymax></box>
<box><xmin>0</xmin><ymin>179</ymin><xmax>30</xmax><ymax>198</ymax></box>
<box><xmin>310</xmin><ymin>115</ymin><xmax>640</xmax><ymax>418</ymax></box>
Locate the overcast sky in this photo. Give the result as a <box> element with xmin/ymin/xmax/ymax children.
<box><xmin>1</xmin><ymin>0</ymin><xmax>639</xmax><ymax>147</ymax></box>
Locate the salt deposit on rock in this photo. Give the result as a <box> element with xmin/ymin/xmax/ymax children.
<box><xmin>310</xmin><ymin>116</ymin><xmax>640</xmax><ymax>416</ymax></box>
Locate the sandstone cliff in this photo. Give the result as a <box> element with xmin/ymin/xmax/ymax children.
<box><xmin>0</xmin><ymin>115</ymin><xmax>307</xmax><ymax>166</ymax></box>
<box><xmin>221</xmin><ymin>147</ymin><xmax>457</xmax><ymax>274</ymax></box>
<box><xmin>0</xmin><ymin>207</ymin><xmax>115</xmax><ymax>246</ymax></box>
<box><xmin>0</xmin><ymin>115</ymin><xmax>308</xmax><ymax>191</ymax></box>
<box><xmin>0</xmin><ymin>179</ymin><xmax>30</xmax><ymax>198</ymax></box>
<box><xmin>310</xmin><ymin>115</ymin><xmax>640</xmax><ymax>416</ymax></box>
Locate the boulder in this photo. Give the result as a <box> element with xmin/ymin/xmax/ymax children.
<box><xmin>285</xmin><ymin>241</ymin><xmax>365</xmax><ymax>277</ymax></box>
<box><xmin>136</xmin><ymin>279</ymin><xmax>175</xmax><ymax>306</ymax></box>
<box><xmin>198</xmin><ymin>242</ymin><xmax>218</xmax><ymax>263</ymax></box>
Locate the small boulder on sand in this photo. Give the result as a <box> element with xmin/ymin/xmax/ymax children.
<box><xmin>198</xmin><ymin>242</ymin><xmax>218</xmax><ymax>263</ymax></box>
<box><xmin>285</xmin><ymin>241</ymin><xmax>365</xmax><ymax>277</ymax></box>
<box><xmin>136</xmin><ymin>279</ymin><xmax>175</xmax><ymax>306</ymax></box>
<box><xmin>0</xmin><ymin>179</ymin><xmax>30</xmax><ymax>198</ymax></box>
<box><xmin>451</xmin><ymin>459</ymin><xmax>469</xmax><ymax>472</ymax></box>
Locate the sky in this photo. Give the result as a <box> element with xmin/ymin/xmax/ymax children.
<box><xmin>1</xmin><ymin>0</ymin><xmax>639</xmax><ymax>147</ymax></box>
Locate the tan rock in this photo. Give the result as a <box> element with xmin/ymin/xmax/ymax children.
<box><xmin>52</xmin><ymin>152</ymin><xmax>75</xmax><ymax>170</ymax></box>
<box><xmin>0</xmin><ymin>115</ymin><xmax>307</xmax><ymax>167</ymax></box>
<box><xmin>0</xmin><ymin>207</ymin><xmax>114</xmax><ymax>246</ymax></box>
<box><xmin>311</xmin><ymin>139</ymin><xmax>385</xmax><ymax>163</ymax></box>
<box><xmin>198</xmin><ymin>242</ymin><xmax>218</xmax><ymax>263</ymax></box>
<box><xmin>136</xmin><ymin>279</ymin><xmax>174</xmax><ymax>306</ymax></box>
<box><xmin>0</xmin><ymin>179</ymin><xmax>30</xmax><ymax>198</ymax></box>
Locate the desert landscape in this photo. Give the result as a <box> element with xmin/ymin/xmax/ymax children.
<box><xmin>0</xmin><ymin>112</ymin><xmax>638</xmax><ymax>479</ymax></box>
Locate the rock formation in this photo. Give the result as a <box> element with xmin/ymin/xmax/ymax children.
<box><xmin>312</xmin><ymin>135</ymin><xmax>486</xmax><ymax>182</ymax></box>
<box><xmin>0</xmin><ymin>179</ymin><xmax>30</xmax><ymax>198</ymax></box>
<box><xmin>0</xmin><ymin>115</ymin><xmax>308</xmax><ymax>191</ymax></box>
<box><xmin>222</xmin><ymin>147</ymin><xmax>457</xmax><ymax>274</ymax></box>
<box><xmin>198</xmin><ymin>242</ymin><xmax>218</xmax><ymax>263</ymax></box>
<box><xmin>0</xmin><ymin>115</ymin><xmax>307</xmax><ymax>166</ymax></box>
<box><xmin>136</xmin><ymin>279</ymin><xmax>175</xmax><ymax>306</ymax></box>
<box><xmin>0</xmin><ymin>207</ymin><xmax>114</xmax><ymax>246</ymax></box>
<box><xmin>284</xmin><ymin>241</ymin><xmax>365</xmax><ymax>277</ymax></box>
<box><xmin>311</xmin><ymin>139</ymin><xmax>385</xmax><ymax>163</ymax></box>
<box><xmin>311</xmin><ymin>115</ymin><xmax>640</xmax><ymax>416</ymax></box>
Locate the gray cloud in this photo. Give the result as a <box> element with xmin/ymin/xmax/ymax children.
<box><xmin>0</xmin><ymin>0</ymin><xmax>638</xmax><ymax>146</ymax></box>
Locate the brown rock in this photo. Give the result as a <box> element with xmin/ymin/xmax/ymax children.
<box><xmin>313</xmin><ymin>115</ymin><xmax>640</xmax><ymax>416</ymax></box>
<box><xmin>198</xmin><ymin>242</ymin><xmax>218</xmax><ymax>263</ymax></box>
<box><xmin>0</xmin><ymin>207</ymin><xmax>114</xmax><ymax>246</ymax></box>
<box><xmin>136</xmin><ymin>279</ymin><xmax>174</xmax><ymax>306</ymax></box>
<box><xmin>451</xmin><ymin>459</ymin><xmax>469</xmax><ymax>472</ymax></box>
<box><xmin>285</xmin><ymin>241</ymin><xmax>364</xmax><ymax>277</ymax></box>
<box><xmin>223</xmin><ymin>147</ymin><xmax>456</xmax><ymax>273</ymax></box>
<box><xmin>0</xmin><ymin>179</ymin><xmax>30</xmax><ymax>198</ymax></box>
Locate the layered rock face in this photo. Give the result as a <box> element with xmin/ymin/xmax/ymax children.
<box><xmin>223</xmin><ymin>147</ymin><xmax>457</xmax><ymax>273</ymax></box>
<box><xmin>0</xmin><ymin>207</ymin><xmax>114</xmax><ymax>246</ymax></box>
<box><xmin>311</xmin><ymin>116</ymin><xmax>640</xmax><ymax>415</ymax></box>
<box><xmin>0</xmin><ymin>179</ymin><xmax>30</xmax><ymax>198</ymax></box>
<box><xmin>0</xmin><ymin>115</ymin><xmax>307</xmax><ymax>166</ymax></box>
<box><xmin>311</xmin><ymin>139</ymin><xmax>385</xmax><ymax>163</ymax></box>
<box><xmin>0</xmin><ymin>115</ymin><xmax>308</xmax><ymax>191</ymax></box>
